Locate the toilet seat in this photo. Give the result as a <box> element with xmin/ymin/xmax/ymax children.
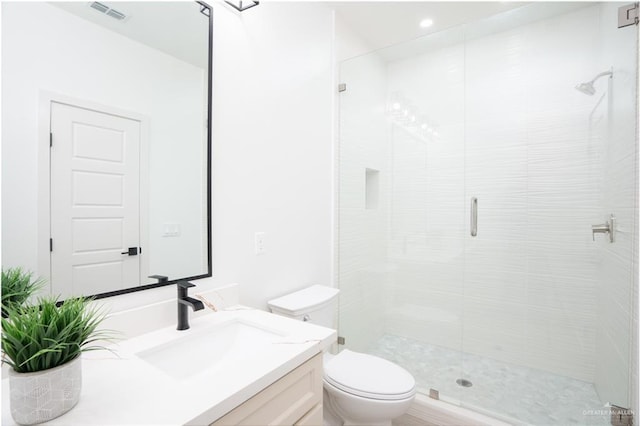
<box><xmin>324</xmin><ymin>350</ymin><xmax>416</xmax><ymax>401</ymax></box>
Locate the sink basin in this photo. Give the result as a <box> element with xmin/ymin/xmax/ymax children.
<box><xmin>136</xmin><ymin>319</ymin><xmax>286</xmax><ymax>380</ymax></box>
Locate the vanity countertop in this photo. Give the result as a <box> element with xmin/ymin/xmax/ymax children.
<box><xmin>1</xmin><ymin>307</ymin><xmax>336</xmax><ymax>425</ymax></box>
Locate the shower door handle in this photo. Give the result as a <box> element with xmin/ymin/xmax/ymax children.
<box><xmin>470</xmin><ymin>197</ymin><xmax>478</xmax><ymax>237</ymax></box>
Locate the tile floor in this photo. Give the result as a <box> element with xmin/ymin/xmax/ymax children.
<box><xmin>368</xmin><ymin>334</ymin><xmax>611</xmax><ymax>426</ymax></box>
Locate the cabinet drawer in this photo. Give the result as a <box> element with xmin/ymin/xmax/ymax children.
<box><xmin>212</xmin><ymin>354</ymin><xmax>322</xmax><ymax>426</ymax></box>
<box><xmin>295</xmin><ymin>404</ymin><xmax>322</xmax><ymax>426</ymax></box>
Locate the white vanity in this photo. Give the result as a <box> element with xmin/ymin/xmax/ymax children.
<box><xmin>1</xmin><ymin>306</ymin><xmax>335</xmax><ymax>425</ymax></box>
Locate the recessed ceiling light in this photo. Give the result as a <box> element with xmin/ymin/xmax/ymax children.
<box><xmin>420</xmin><ymin>18</ymin><xmax>434</xmax><ymax>28</ymax></box>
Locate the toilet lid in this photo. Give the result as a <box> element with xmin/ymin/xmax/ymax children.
<box><xmin>324</xmin><ymin>350</ymin><xmax>416</xmax><ymax>401</ymax></box>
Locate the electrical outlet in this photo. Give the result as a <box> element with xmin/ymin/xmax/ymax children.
<box><xmin>255</xmin><ymin>232</ymin><xmax>265</xmax><ymax>255</ymax></box>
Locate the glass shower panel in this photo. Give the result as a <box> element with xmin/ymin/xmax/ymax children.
<box><xmin>337</xmin><ymin>52</ymin><xmax>395</xmax><ymax>355</ymax></box>
<box><xmin>337</xmin><ymin>25</ymin><xmax>468</xmax><ymax>402</ymax></box>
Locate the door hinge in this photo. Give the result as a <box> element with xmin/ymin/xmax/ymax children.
<box><xmin>618</xmin><ymin>3</ymin><xmax>639</xmax><ymax>28</ymax></box>
<box><xmin>338</xmin><ymin>83</ymin><xmax>347</xmax><ymax>93</ymax></box>
<box><xmin>610</xmin><ymin>405</ymin><xmax>633</xmax><ymax>426</ymax></box>
<box><xmin>50</xmin><ymin>238</ymin><xmax>53</xmax><ymax>252</ymax></box>
<box><xmin>337</xmin><ymin>336</ymin><xmax>345</xmax><ymax>345</ymax></box>
<box><xmin>49</xmin><ymin>132</ymin><xmax>53</xmax><ymax>147</ymax></box>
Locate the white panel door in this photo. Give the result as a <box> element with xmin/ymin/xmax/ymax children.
<box><xmin>50</xmin><ymin>102</ymin><xmax>141</xmax><ymax>298</ymax></box>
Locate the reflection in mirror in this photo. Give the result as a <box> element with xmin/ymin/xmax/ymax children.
<box><xmin>1</xmin><ymin>1</ymin><xmax>212</xmax><ymax>299</ymax></box>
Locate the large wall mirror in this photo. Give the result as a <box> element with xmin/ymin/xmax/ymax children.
<box><xmin>1</xmin><ymin>1</ymin><xmax>212</xmax><ymax>299</ymax></box>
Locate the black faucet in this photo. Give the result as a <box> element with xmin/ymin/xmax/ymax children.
<box><xmin>149</xmin><ymin>274</ymin><xmax>169</xmax><ymax>284</ymax></box>
<box><xmin>177</xmin><ymin>281</ymin><xmax>204</xmax><ymax>330</ymax></box>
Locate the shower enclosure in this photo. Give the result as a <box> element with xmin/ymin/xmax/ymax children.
<box><xmin>337</xmin><ymin>3</ymin><xmax>638</xmax><ymax>425</ymax></box>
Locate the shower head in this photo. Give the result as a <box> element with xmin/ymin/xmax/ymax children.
<box><xmin>575</xmin><ymin>69</ymin><xmax>613</xmax><ymax>96</ymax></box>
<box><xmin>575</xmin><ymin>82</ymin><xmax>596</xmax><ymax>95</ymax></box>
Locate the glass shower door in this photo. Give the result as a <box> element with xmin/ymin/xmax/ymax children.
<box><xmin>459</xmin><ymin>3</ymin><xmax>638</xmax><ymax>424</ymax></box>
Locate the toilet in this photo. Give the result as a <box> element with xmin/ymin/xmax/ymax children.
<box><xmin>267</xmin><ymin>285</ymin><xmax>416</xmax><ymax>426</ymax></box>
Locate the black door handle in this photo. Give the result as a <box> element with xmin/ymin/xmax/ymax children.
<box><xmin>121</xmin><ymin>247</ymin><xmax>139</xmax><ymax>256</ymax></box>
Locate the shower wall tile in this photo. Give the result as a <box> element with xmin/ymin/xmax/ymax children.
<box><xmin>595</xmin><ymin>328</ymin><xmax>633</xmax><ymax>407</ymax></box>
<box><xmin>391</xmin><ymin>261</ymin><xmax>464</xmax><ymax>296</ymax></box>
<box><xmin>462</xmin><ymin>297</ymin><xmax>527</xmax><ymax>366</ymax></box>
<box><xmin>525</xmin><ymin>273</ymin><xmax>597</xmax><ymax>314</ymax></box>
<box><xmin>524</xmin><ymin>306</ymin><xmax>596</xmax><ymax>381</ymax></box>
<box><xmin>464</xmin><ymin>269</ymin><xmax>527</xmax><ymax>306</ymax></box>
<box><xmin>464</xmin><ymin>29</ymin><xmax>527</xmax><ymax>129</ymax></box>
<box><xmin>386</xmin><ymin>46</ymin><xmax>465</xmax><ymax>128</ymax></box>
<box><xmin>386</xmin><ymin>285</ymin><xmax>463</xmax><ymax>350</ymax></box>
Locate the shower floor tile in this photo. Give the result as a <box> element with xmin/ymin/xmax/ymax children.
<box><xmin>367</xmin><ymin>334</ymin><xmax>610</xmax><ymax>426</ymax></box>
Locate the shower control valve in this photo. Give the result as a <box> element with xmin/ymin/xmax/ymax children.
<box><xmin>592</xmin><ymin>214</ymin><xmax>616</xmax><ymax>243</ymax></box>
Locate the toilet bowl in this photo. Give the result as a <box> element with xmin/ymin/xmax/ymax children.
<box><xmin>267</xmin><ymin>286</ymin><xmax>416</xmax><ymax>426</ymax></box>
<box><xmin>322</xmin><ymin>350</ymin><xmax>415</xmax><ymax>426</ymax></box>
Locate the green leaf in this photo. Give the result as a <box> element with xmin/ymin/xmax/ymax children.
<box><xmin>2</xmin><ymin>295</ymin><xmax>117</xmax><ymax>373</ymax></box>
<box><xmin>1</xmin><ymin>267</ymin><xmax>45</xmax><ymax>316</ymax></box>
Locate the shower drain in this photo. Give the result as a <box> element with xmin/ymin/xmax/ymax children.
<box><xmin>456</xmin><ymin>378</ymin><xmax>473</xmax><ymax>387</ymax></box>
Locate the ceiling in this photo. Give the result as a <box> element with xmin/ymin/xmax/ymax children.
<box><xmin>331</xmin><ymin>1</ymin><xmax>531</xmax><ymax>52</ymax></box>
<box><xmin>51</xmin><ymin>2</ymin><xmax>209</xmax><ymax>69</ymax></box>
<box><xmin>52</xmin><ymin>1</ymin><xmax>591</xmax><ymax>68</ymax></box>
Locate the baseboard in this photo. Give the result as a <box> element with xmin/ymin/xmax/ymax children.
<box><xmin>406</xmin><ymin>394</ymin><xmax>513</xmax><ymax>426</ymax></box>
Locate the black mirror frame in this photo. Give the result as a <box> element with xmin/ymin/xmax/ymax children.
<box><xmin>90</xmin><ymin>1</ymin><xmax>213</xmax><ymax>300</ymax></box>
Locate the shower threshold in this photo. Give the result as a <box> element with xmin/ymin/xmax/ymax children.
<box><xmin>368</xmin><ymin>334</ymin><xmax>610</xmax><ymax>426</ymax></box>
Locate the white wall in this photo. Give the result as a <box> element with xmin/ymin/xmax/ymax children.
<box><xmin>208</xmin><ymin>1</ymin><xmax>334</xmax><ymax>309</ymax></box>
<box><xmin>1</xmin><ymin>2</ymin><xmax>206</xmax><ymax>290</ymax></box>
<box><xmin>335</xmin><ymin>14</ymin><xmax>374</xmax><ymax>63</ymax></box>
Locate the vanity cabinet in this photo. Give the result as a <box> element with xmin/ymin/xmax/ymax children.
<box><xmin>211</xmin><ymin>354</ymin><xmax>323</xmax><ymax>426</ymax></box>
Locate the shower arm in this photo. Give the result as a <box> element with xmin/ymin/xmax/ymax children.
<box><xmin>588</xmin><ymin>70</ymin><xmax>613</xmax><ymax>84</ymax></box>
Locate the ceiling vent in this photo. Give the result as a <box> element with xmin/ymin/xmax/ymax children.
<box><xmin>89</xmin><ymin>2</ymin><xmax>128</xmax><ymax>21</ymax></box>
<box><xmin>105</xmin><ymin>9</ymin><xmax>126</xmax><ymax>20</ymax></box>
<box><xmin>89</xmin><ymin>2</ymin><xmax>108</xmax><ymax>13</ymax></box>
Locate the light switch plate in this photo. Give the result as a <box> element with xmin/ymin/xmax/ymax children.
<box><xmin>255</xmin><ymin>232</ymin><xmax>265</xmax><ymax>255</ymax></box>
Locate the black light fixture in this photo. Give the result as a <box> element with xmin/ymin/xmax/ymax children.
<box><xmin>224</xmin><ymin>1</ymin><xmax>259</xmax><ymax>12</ymax></box>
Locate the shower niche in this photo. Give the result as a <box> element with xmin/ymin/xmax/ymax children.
<box><xmin>365</xmin><ymin>168</ymin><xmax>379</xmax><ymax>210</ymax></box>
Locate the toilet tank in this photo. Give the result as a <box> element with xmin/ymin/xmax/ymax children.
<box><xmin>267</xmin><ymin>285</ymin><xmax>340</xmax><ymax>329</ymax></box>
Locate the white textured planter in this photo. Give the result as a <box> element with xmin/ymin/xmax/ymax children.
<box><xmin>9</xmin><ymin>357</ymin><xmax>82</xmax><ymax>425</ymax></box>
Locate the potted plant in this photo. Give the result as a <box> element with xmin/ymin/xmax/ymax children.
<box><xmin>1</xmin><ymin>267</ymin><xmax>45</xmax><ymax>317</ymax></box>
<box><xmin>2</xmin><ymin>296</ymin><xmax>113</xmax><ymax>425</ymax></box>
